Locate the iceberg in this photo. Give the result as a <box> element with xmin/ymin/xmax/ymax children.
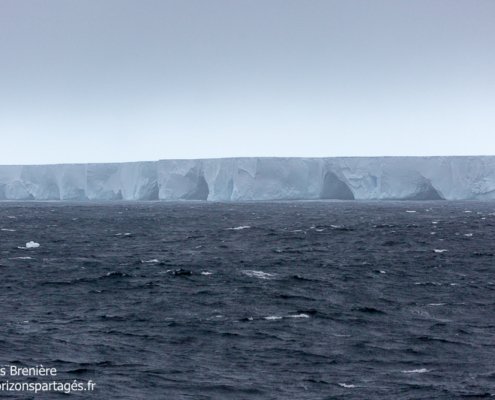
<box><xmin>1</xmin><ymin>156</ymin><xmax>495</xmax><ymax>201</ymax></box>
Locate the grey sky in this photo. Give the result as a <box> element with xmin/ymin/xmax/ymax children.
<box><xmin>1</xmin><ymin>0</ymin><xmax>494</xmax><ymax>164</ymax></box>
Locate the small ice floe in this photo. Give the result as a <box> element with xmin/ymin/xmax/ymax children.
<box><xmin>433</xmin><ymin>249</ymin><xmax>448</xmax><ymax>253</ymax></box>
<box><xmin>20</xmin><ymin>241</ymin><xmax>40</xmax><ymax>249</ymax></box>
<box><xmin>142</xmin><ymin>259</ymin><xmax>160</xmax><ymax>264</ymax></box>
<box><xmin>201</xmin><ymin>271</ymin><xmax>212</xmax><ymax>275</ymax></box>
<box><xmin>264</xmin><ymin>315</ymin><xmax>283</xmax><ymax>321</ymax></box>
<box><xmin>405</xmin><ymin>210</ymin><xmax>417</xmax><ymax>213</ymax></box>
<box><xmin>464</xmin><ymin>233</ymin><xmax>473</xmax><ymax>237</ymax></box>
<box><xmin>379</xmin><ymin>270</ymin><xmax>386</xmax><ymax>274</ymax></box>
<box><xmin>227</xmin><ymin>225</ymin><xmax>251</xmax><ymax>230</ymax></box>
<box><xmin>1</xmin><ymin>228</ymin><xmax>16</xmax><ymax>232</ymax></box>
<box><xmin>242</xmin><ymin>270</ymin><xmax>275</xmax><ymax>280</ymax></box>
<box><xmin>338</xmin><ymin>383</ymin><xmax>356</xmax><ymax>388</ymax></box>
<box><xmin>401</xmin><ymin>368</ymin><xmax>429</xmax><ymax>374</ymax></box>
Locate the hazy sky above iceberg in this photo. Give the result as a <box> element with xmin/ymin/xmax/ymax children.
<box><xmin>1</xmin><ymin>0</ymin><xmax>494</xmax><ymax>164</ymax></box>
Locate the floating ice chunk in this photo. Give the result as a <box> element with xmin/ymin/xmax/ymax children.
<box><xmin>25</xmin><ymin>241</ymin><xmax>40</xmax><ymax>249</ymax></box>
<box><xmin>227</xmin><ymin>225</ymin><xmax>251</xmax><ymax>230</ymax></box>
<box><xmin>433</xmin><ymin>249</ymin><xmax>448</xmax><ymax>253</ymax></box>
<box><xmin>401</xmin><ymin>368</ymin><xmax>429</xmax><ymax>374</ymax></box>
<box><xmin>338</xmin><ymin>383</ymin><xmax>356</xmax><ymax>388</ymax></box>
<box><xmin>242</xmin><ymin>270</ymin><xmax>275</xmax><ymax>279</ymax></box>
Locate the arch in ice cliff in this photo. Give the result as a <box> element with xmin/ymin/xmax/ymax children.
<box><xmin>181</xmin><ymin>172</ymin><xmax>209</xmax><ymax>200</ymax></box>
<box><xmin>402</xmin><ymin>181</ymin><xmax>444</xmax><ymax>200</ymax></box>
<box><xmin>320</xmin><ymin>171</ymin><xmax>355</xmax><ymax>200</ymax></box>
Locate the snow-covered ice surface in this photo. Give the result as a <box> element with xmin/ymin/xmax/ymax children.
<box><xmin>2</xmin><ymin>156</ymin><xmax>495</xmax><ymax>201</ymax></box>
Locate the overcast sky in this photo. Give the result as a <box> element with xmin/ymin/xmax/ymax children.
<box><xmin>1</xmin><ymin>0</ymin><xmax>494</xmax><ymax>164</ymax></box>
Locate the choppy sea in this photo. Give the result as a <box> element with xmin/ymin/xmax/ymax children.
<box><xmin>1</xmin><ymin>201</ymin><xmax>495</xmax><ymax>399</ymax></box>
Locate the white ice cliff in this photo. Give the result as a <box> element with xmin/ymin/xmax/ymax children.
<box><xmin>1</xmin><ymin>157</ymin><xmax>494</xmax><ymax>201</ymax></box>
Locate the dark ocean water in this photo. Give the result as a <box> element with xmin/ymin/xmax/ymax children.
<box><xmin>1</xmin><ymin>201</ymin><xmax>495</xmax><ymax>399</ymax></box>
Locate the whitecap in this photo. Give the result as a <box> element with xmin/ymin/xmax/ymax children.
<box><xmin>201</xmin><ymin>271</ymin><xmax>212</xmax><ymax>275</ymax></box>
<box><xmin>1</xmin><ymin>228</ymin><xmax>16</xmax><ymax>232</ymax></box>
<box><xmin>227</xmin><ymin>225</ymin><xmax>251</xmax><ymax>230</ymax></box>
<box><xmin>264</xmin><ymin>315</ymin><xmax>283</xmax><ymax>320</ymax></box>
<box><xmin>10</xmin><ymin>256</ymin><xmax>33</xmax><ymax>260</ymax></box>
<box><xmin>402</xmin><ymin>368</ymin><xmax>429</xmax><ymax>374</ymax></box>
<box><xmin>427</xmin><ymin>303</ymin><xmax>445</xmax><ymax>306</ymax></box>
<box><xmin>433</xmin><ymin>249</ymin><xmax>448</xmax><ymax>253</ymax></box>
<box><xmin>142</xmin><ymin>259</ymin><xmax>159</xmax><ymax>264</ymax></box>
<box><xmin>288</xmin><ymin>313</ymin><xmax>310</xmax><ymax>318</ymax></box>
<box><xmin>405</xmin><ymin>210</ymin><xmax>416</xmax><ymax>213</ymax></box>
<box><xmin>464</xmin><ymin>233</ymin><xmax>473</xmax><ymax>237</ymax></box>
<box><xmin>338</xmin><ymin>383</ymin><xmax>355</xmax><ymax>388</ymax></box>
<box><xmin>242</xmin><ymin>270</ymin><xmax>275</xmax><ymax>279</ymax></box>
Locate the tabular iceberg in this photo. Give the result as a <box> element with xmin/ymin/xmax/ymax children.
<box><xmin>1</xmin><ymin>156</ymin><xmax>494</xmax><ymax>201</ymax></box>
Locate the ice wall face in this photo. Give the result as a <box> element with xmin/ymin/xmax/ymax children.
<box><xmin>1</xmin><ymin>157</ymin><xmax>495</xmax><ymax>201</ymax></box>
